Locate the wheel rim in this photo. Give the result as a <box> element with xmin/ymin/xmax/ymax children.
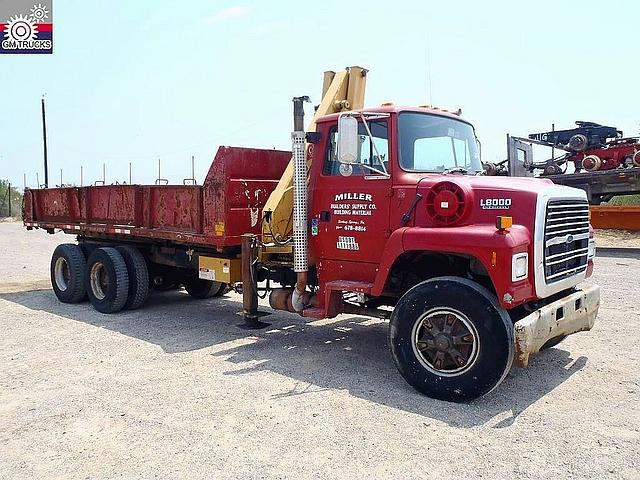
<box><xmin>411</xmin><ymin>307</ymin><xmax>480</xmax><ymax>377</ymax></box>
<box><xmin>54</xmin><ymin>257</ymin><xmax>70</xmax><ymax>291</ymax></box>
<box><xmin>90</xmin><ymin>261</ymin><xmax>109</xmax><ymax>300</ymax></box>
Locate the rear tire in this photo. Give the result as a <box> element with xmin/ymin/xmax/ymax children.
<box><xmin>389</xmin><ymin>277</ymin><xmax>514</xmax><ymax>402</ymax></box>
<box><xmin>85</xmin><ymin>247</ymin><xmax>129</xmax><ymax>313</ymax></box>
<box><xmin>50</xmin><ymin>244</ymin><xmax>87</xmax><ymax>303</ymax></box>
<box><xmin>116</xmin><ymin>246</ymin><xmax>149</xmax><ymax>310</ymax></box>
<box><xmin>183</xmin><ymin>278</ymin><xmax>224</xmax><ymax>299</ymax></box>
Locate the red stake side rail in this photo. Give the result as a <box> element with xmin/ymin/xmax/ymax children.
<box><xmin>23</xmin><ymin>147</ymin><xmax>291</xmax><ymax>248</ymax></box>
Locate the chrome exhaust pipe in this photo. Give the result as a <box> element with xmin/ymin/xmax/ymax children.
<box><xmin>291</xmin><ymin>96</ymin><xmax>311</xmax><ymax>312</ymax></box>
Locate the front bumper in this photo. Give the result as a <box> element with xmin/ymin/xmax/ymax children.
<box><xmin>513</xmin><ymin>284</ymin><xmax>600</xmax><ymax>367</ymax></box>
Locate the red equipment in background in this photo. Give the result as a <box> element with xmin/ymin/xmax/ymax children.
<box><xmin>574</xmin><ymin>138</ymin><xmax>640</xmax><ymax>172</ymax></box>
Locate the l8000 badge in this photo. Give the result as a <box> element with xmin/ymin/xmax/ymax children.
<box><xmin>480</xmin><ymin>198</ymin><xmax>512</xmax><ymax>210</ymax></box>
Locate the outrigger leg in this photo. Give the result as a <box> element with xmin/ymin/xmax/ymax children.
<box><xmin>240</xmin><ymin>234</ymin><xmax>270</xmax><ymax>329</ymax></box>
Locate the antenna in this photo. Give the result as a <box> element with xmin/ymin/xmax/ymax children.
<box><xmin>60</xmin><ymin>168</ymin><xmax>62</xmax><ymax>187</ymax></box>
<box><xmin>36</xmin><ymin>172</ymin><xmax>40</xmax><ymax>188</ymax></box>
<box><xmin>80</xmin><ymin>165</ymin><xmax>83</xmax><ymax>186</ymax></box>
<box><xmin>41</xmin><ymin>95</ymin><xmax>49</xmax><ymax>188</ymax></box>
<box><xmin>426</xmin><ymin>37</ymin><xmax>433</xmax><ymax>105</ymax></box>
<box><xmin>129</xmin><ymin>162</ymin><xmax>132</xmax><ymax>184</ymax></box>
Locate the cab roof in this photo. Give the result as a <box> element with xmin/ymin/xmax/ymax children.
<box><xmin>316</xmin><ymin>105</ymin><xmax>470</xmax><ymax>125</ymax></box>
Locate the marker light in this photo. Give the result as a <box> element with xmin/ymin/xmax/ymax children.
<box><xmin>496</xmin><ymin>216</ymin><xmax>513</xmax><ymax>231</ymax></box>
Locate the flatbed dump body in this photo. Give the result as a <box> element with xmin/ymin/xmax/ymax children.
<box><xmin>23</xmin><ymin>147</ymin><xmax>291</xmax><ymax>248</ymax></box>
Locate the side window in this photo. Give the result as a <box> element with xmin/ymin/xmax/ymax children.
<box><xmin>323</xmin><ymin>121</ymin><xmax>389</xmax><ymax>176</ymax></box>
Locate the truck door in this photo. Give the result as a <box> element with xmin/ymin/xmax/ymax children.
<box><xmin>310</xmin><ymin>119</ymin><xmax>392</xmax><ymax>264</ymax></box>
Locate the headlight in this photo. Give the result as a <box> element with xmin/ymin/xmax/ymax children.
<box><xmin>512</xmin><ymin>252</ymin><xmax>528</xmax><ymax>282</ymax></box>
<box><xmin>588</xmin><ymin>239</ymin><xmax>596</xmax><ymax>258</ymax></box>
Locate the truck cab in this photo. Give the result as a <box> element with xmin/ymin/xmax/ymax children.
<box><xmin>304</xmin><ymin>105</ymin><xmax>599</xmax><ymax>400</ymax></box>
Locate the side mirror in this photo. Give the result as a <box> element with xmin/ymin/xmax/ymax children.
<box><xmin>337</xmin><ymin>116</ymin><xmax>359</xmax><ymax>164</ymax></box>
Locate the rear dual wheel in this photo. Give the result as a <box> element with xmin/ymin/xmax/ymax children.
<box><xmin>85</xmin><ymin>246</ymin><xmax>150</xmax><ymax>313</ymax></box>
<box><xmin>51</xmin><ymin>244</ymin><xmax>87</xmax><ymax>303</ymax></box>
<box><xmin>85</xmin><ymin>247</ymin><xmax>130</xmax><ymax>313</ymax></box>
<box><xmin>116</xmin><ymin>246</ymin><xmax>149</xmax><ymax>310</ymax></box>
<box><xmin>52</xmin><ymin>244</ymin><xmax>221</xmax><ymax>311</ymax></box>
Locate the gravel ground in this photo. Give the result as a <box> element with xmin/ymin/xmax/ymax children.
<box><xmin>0</xmin><ymin>222</ymin><xmax>639</xmax><ymax>479</ymax></box>
<box><xmin>595</xmin><ymin>229</ymin><xmax>640</xmax><ymax>248</ymax></box>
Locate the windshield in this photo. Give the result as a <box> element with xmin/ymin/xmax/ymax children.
<box><xmin>398</xmin><ymin>112</ymin><xmax>482</xmax><ymax>173</ymax></box>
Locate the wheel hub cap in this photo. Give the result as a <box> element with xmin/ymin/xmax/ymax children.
<box><xmin>54</xmin><ymin>257</ymin><xmax>69</xmax><ymax>291</ymax></box>
<box><xmin>434</xmin><ymin>335</ymin><xmax>450</xmax><ymax>351</ymax></box>
<box><xmin>412</xmin><ymin>308</ymin><xmax>480</xmax><ymax>377</ymax></box>
<box><xmin>90</xmin><ymin>262</ymin><xmax>108</xmax><ymax>300</ymax></box>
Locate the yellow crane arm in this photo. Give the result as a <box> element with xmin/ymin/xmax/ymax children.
<box><xmin>261</xmin><ymin>66</ymin><xmax>368</xmax><ymax>245</ymax></box>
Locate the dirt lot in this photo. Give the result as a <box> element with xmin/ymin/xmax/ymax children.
<box><xmin>595</xmin><ymin>229</ymin><xmax>640</xmax><ymax>249</ymax></box>
<box><xmin>1</xmin><ymin>222</ymin><xmax>639</xmax><ymax>479</ymax></box>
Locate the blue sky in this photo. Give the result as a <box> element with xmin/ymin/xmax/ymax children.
<box><xmin>1</xmin><ymin>0</ymin><xmax>638</xmax><ymax>187</ymax></box>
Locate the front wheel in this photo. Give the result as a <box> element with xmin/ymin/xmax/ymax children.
<box><xmin>389</xmin><ymin>277</ymin><xmax>514</xmax><ymax>402</ymax></box>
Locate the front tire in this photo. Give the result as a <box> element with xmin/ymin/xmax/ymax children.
<box><xmin>389</xmin><ymin>277</ymin><xmax>514</xmax><ymax>402</ymax></box>
<box><xmin>85</xmin><ymin>247</ymin><xmax>130</xmax><ymax>313</ymax></box>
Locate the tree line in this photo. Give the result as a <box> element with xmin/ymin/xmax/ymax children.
<box><xmin>0</xmin><ymin>180</ymin><xmax>23</xmax><ymax>218</ymax></box>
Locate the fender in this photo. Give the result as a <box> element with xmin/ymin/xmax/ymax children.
<box><xmin>372</xmin><ymin>224</ymin><xmax>534</xmax><ymax>308</ymax></box>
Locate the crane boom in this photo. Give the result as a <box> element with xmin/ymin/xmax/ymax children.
<box><xmin>261</xmin><ymin>66</ymin><xmax>368</xmax><ymax>245</ymax></box>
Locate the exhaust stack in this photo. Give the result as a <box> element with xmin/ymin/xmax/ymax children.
<box><xmin>291</xmin><ymin>96</ymin><xmax>311</xmax><ymax>312</ymax></box>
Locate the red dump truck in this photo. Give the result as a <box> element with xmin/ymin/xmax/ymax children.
<box><xmin>23</xmin><ymin>68</ymin><xmax>600</xmax><ymax>401</ymax></box>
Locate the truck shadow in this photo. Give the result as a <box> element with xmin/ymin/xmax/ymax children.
<box><xmin>1</xmin><ymin>287</ymin><xmax>587</xmax><ymax>428</ymax></box>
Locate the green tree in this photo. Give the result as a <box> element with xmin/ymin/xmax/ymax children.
<box><xmin>0</xmin><ymin>180</ymin><xmax>23</xmax><ymax>219</ymax></box>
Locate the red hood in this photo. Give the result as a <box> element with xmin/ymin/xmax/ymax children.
<box><xmin>413</xmin><ymin>174</ymin><xmax>558</xmax><ymax>230</ymax></box>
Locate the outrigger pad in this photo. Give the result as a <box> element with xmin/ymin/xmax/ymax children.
<box><xmin>237</xmin><ymin>310</ymin><xmax>272</xmax><ymax>330</ymax></box>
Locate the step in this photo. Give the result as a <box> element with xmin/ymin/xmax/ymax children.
<box><xmin>324</xmin><ymin>280</ymin><xmax>373</xmax><ymax>294</ymax></box>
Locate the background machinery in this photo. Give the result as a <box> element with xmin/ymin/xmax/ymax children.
<box><xmin>484</xmin><ymin>121</ymin><xmax>640</xmax><ymax>206</ymax></box>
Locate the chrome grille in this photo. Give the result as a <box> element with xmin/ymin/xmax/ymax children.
<box><xmin>543</xmin><ymin>199</ymin><xmax>590</xmax><ymax>283</ymax></box>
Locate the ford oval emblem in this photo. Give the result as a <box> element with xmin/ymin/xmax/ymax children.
<box><xmin>566</xmin><ymin>234</ymin><xmax>574</xmax><ymax>244</ymax></box>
